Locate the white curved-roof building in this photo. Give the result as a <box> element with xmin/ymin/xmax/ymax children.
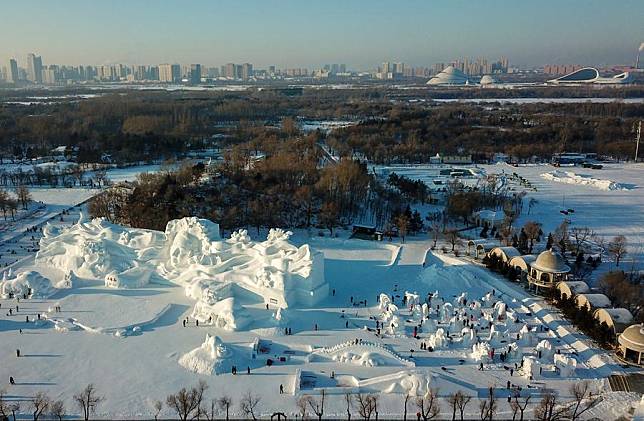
<box><xmin>548</xmin><ymin>67</ymin><xmax>633</xmax><ymax>85</ymax></box>
<box><xmin>480</xmin><ymin>75</ymin><xmax>498</xmax><ymax>85</ymax></box>
<box><xmin>427</xmin><ymin>66</ymin><xmax>470</xmax><ymax>86</ymax></box>
<box><xmin>618</xmin><ymin>324</ymin><xmax>644</xmax><ymax>365</ymax></box>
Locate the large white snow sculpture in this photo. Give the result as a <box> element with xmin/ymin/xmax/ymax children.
<box><xmin>36</xmin><ymin>217</ymin><xmax>328</xmax><ymax>312</ymax></box>
<box><xmin>0</xmin><ymin>270</ymin><xmax>57</xmax><ymax>298</ymax></box>
<box><xmin>554</xmin><ymin>354</ymin><xmax>577</xmax><ymax>377</ymax></box>
<box><xmin>178</xmin><ymin>334</ymin><xmax>233</xmax><ymax>375</ymax></box>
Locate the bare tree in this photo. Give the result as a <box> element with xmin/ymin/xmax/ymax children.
<box><xmin>202</xmin><ymin>398</ymin><xmax>218</xmax><ymax>421</ymax></box>
<box><xmin>608</xmin><ymin>235</ymin><xmax>628</xmax><ymax>267</ymax></box>
<box><xmin>403</xmin><ymin>393</ymin><xmax>411</xmax><ymax>421</ymax></box>
<box><xmin>534</xmin><ymin>391</ymin><xmax>568</xmax><ymax>421</ymax></box>
<box><xmin>523</xmin><ymin>221</ymin><xmax>541</xmax><ymax>253</ymax></box>
<box><xmin>416</xmin><ymin>388</ymin><xmax>440</xmax><ymax>420</ymax></box>
<box><xmin>73</xmin><ymin>384</ymin><xmax>103</xmax><ymax>421</ymax></box>
<box><xmin>395</xmin><ymin>214</ymin><xmax>410</xmax><ymax>243</ymax></box>
<box><xmin>445</xmin><ymin>229</ymin><xmax>461</xmax><ymax>252</ymax></box>
<box><xmin>0</xmin><ymin>389</ymin><xmax>9</xmax><ymax>420</ymax></box>
<box><xmin>479</xmin><ymin>387</ymin><xmax>497</xmax><ymax>421</ymax></box>
<box><xmin>239</xmin><ymin>390</ymin><xmax>260</xmax><ymax>420</ymax></box>
<box><xmin>50</xmin><ymin>400</ymin><xmax>65</xmax><ymax>421</ymax></box>
<box><xmin>570</xmin><ymin>227</ymin><xmax>594</xmax><ymax>255</ymax></box>
<box><xmin>355</xmin><ymin>393</ymin><xmax>377</xmax><ymax>420</ymax></box>
<box><xmin>569</xmin><ymin>381</ymin><xmax>600</xmax><ymax>421</ymax></box>
<box><xmin>166</xmin><ymin>381</ymin><xmax>208</xmax><ymax>421</ymax></box>
<box><xmin>344</xmin><ymin>392</ymin><xmax>353</xmax><ymax>421</ymax></box>
<box><xmin>305</xmin><ymin>390</ymin><xmax>325</xmax><ymax>420</ymax></box>
<box><xmin>149</xmin><ymin>400</ymin><xmax>162</xmax><ymax>421</ymax></box>
<box><xmin>217</xmin><ymin>396</ymin><xmax>232</xmax><ymax>421</ymax></box>
<box><xmin>9</xmin><ymin>402</ymin><xmax>20</xmax><ymax>421</ymax></box>
<box><xmin>297</xmin><ymin>396</ymin><xmax>309</xmax><ymax>420</ymax></box>
<box><xmin>15</xmin><ymin>184</ymin><xmax>31</xmax><ymax>210</ymax></box>
<box><xmin>510</xmin><ymin>393</ymin><xmax>530</xmax><ymax>421</ymax></box>
<box><xmin>31</xmin><ymin>392</ymin><xmax>50</xmax><ymax>421</ymax></box>
<box><xmin>448</xmin><ymin>391</ymin><xmax>471</xmax><ymax>421</ymax></box>
<box><xmin>455</xmin><ymin>391</ymin><xmax>471</xmax><ymax>421</ymax></box>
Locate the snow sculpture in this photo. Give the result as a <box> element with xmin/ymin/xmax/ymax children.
<box><xmin>523</xmin><ymin>356</ymin><xmax>541</xmax><ymax>379</ymax></box>
<box><xmin>405</xmin><ymin>291</ymin><xmax>420</xmax><ymax>306</ymax></box>
<box><xmin>178</xmin><ymin>334</ymin><xmax>232</xmax><ymax>375</ymax></box>
<box><xmin>554</xmin><ymin>354</ymin><xmax>576</xmax><ymax>377</ymax></box>
<box><xmin>461</xmin><ymin>327</ymin><xmax>476</xmax><ymax>347</ymax></box>
<box><xmin>535</xmin><ymin>340</ymin><xmax>554</xmax><ymax>361</ymax></box>
<box><xmin>0</xmin><ymin>271</ymin><xmax>56</xmax><ymax>298</ymax></box>
<box><xmin>421</xmin><ymin>303</ymin><xmax>429</xmax><ymax>320</ymax></box>
<box><xmin>455</xmin><ymin>292</ymin><xmax>468</xmax><ymax>306</ymax></box>
<box><xmin>379</xmin><ymin>293</ymin><xmax>391</xmax><ymax>310</ymax></box>
<box><xmin>396</xmin><ymin>372</ymin><xmax>433</xmax><ymax>396</ymax></box>
<box><xmin>440</xmin><ymin>302</ymin><xmax>453</xmax><ymax>323</ymax></box>
<box><xmin>104</xmin><ymin>265</ymin><xmax>151</xmax><ymax>288</ymax></box>
<box><xmin>481</xmin><ymin>292</ymin><xmax>499</xmax><ymax>308</ymax></box>
<box><xmin>492</xmin><ymin>301</ymin><xmax>507</xmax><ymax>320</ymax></box>
<box><xmin>164</xmin><ymin>217</ymin><xmax>221</xmax><ymax>269</ymax></box>
<box><xmin>191</xmin><ymin>297</ymin><xmax>250</xmax><ymax>331</ymax></box>
<box><xmin>471</xmin><ymin>342</ymin><xmax>492</xmax><ymax>362</ymax></box>
<box><xmin>427</xmin><ymin>328</ymin><xmax>448</xmax><ymax>349</ymax></box>
<box><xmin>518</xmin><ymin>325</ymin><xmax>535</xmax><ymax>346</ymax></box>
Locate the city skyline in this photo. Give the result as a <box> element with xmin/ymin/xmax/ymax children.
<box><xmin>1</xmin><ymin>0</ymin><xmax>642</xmax><ymax>69</ymax></box>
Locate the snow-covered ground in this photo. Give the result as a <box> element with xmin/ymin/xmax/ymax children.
<box><xmin>375</xmin><ymin>162</ymin><xmax>644</xmax><ymax>273</ymax></box>
<box><xmin>0</xmin><ymin>221</ymin><xmax>640</xmax><ymax>419</ymax></box>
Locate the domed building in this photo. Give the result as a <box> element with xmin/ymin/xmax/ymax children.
<box><xmin>426</xmin><ymin>66</ymin><xmax>470</xmax><ymax>86</ymax></box>
<box><xmin>527</xmin><ymin>249</ymin><xmax>570</xmax><ymax>292</ymax></box>
<box><xmin>479</xmin><ymin>75</ymin><xmax>497</xmax><ymax>86</ymax></box>
<box><xmin>618</xmin><ymin>324</ymin><xmax>644</xmax><ymax>366</ymax></box>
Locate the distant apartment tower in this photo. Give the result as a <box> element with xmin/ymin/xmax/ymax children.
<box><xmin>26</xmin><ymin>53</ymin><xmax>43</xmax><ymax>83</ymax></box>
<box><xmin>224</xmin><ymin>63</ymin><xmax>236</xmax><ymax>79</ymax></box>
<box><xmin>9</xmin><ymin>59</ymin><xmax>19</xmax><ymax>83</ymax></box>
<box><xmin>159</xmin><ymin>64</ymin><xmax>181</xmax><ymax>82</ymax></box>
<box><xmin>189</xmin><ymin>64</ymin><xmax>202</xmax><ymax>84</ymax></box>
<box><xmin>241</xmin><ymin>63</ymin><xmax>253</xmax><ymax>80</ymax></box>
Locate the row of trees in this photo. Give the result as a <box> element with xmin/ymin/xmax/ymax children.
<box><xmin>0</xmin><ymin>384</ymin><xmax>101</xmax><ymax>421</ymax></box>
<box><xmin>0</xmin><ymin>185</ymin><xmax>31</xmax><ymax>220</ymax></box>
<box><xmin>1</xmin><ymin>381</ymin><xmax>601</xmax><ymax>421</ymax></box>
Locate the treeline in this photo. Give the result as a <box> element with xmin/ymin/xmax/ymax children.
<box><xmin>3</xmin><ymin>87</ymin><xmax>642</xmax><ymax>165</ymax></box>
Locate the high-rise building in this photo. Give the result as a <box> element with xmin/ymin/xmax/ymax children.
<box><xmin>9</xmin><ymin>59</ymin><xmax>19</xmax><ymax>83</ymax></box>
<box><xmin>159</xmin><ymin>64</ymin><xmax>181</xmax><ymax>82</ymax></box>
<box><xmin>189</xmin><ymin>64</ymin><xmax>202</xmax><ymax>84</ymax></box>
<box><xmin>42</xmin><ymin>66</ymin><xmax>58</xmax><ymax>84</ymax></box>
<box><xmin>26</xmin><ymin>53</ymin><xmax>43</xmax><ymax>83</ymax></box>
<box><xmin>224</xmin><ymin>63</ymin><xmax>236</xmax><ymax>79</ymax></box>
<box><xmin>393</xmin><ymin>62</ymin><xmax>405</xmax><ymax>74</ymax></box>
<box><xmin>241</xmin><ymin>63</ymin><xmax>253</xmax><ymax>80</ymax></box>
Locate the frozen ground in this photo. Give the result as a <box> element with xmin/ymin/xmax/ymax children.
<box><xmin>0</xmin><ymin>223</ymin><xmax>640</xmax><ymax>419</ymax></box>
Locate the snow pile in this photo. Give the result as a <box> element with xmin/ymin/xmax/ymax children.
<box><xmin>178</xmin><ymin>334</ymin><xmax>233</xmax><ymax>375</ymax></box>
<box><xmin>0</xmin><ymin>270</ymin><xmax>58</xmax><ymax>298</ymax></box>
<box><xmin>541</xmin><ymin>170</ymin><xmax>632</xmax><ymax>191</ymax></box>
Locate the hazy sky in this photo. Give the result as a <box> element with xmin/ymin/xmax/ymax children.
<box><xmin>1</xmin><ymin>0</ymin><xmax>642</xmax><ymax>69</ymax></box>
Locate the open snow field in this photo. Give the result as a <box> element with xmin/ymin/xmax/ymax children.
<box><xmin>0</xmin><ymin>225</ymin><xmax>640</xmax><ymax>419</ymax></box>
<box><xmin>375</xmin><ymin>162</ymin><xmax>644</xmax><ymax>273</ymax></box>
<box><xmin>488</xmin><ymin>163</ymin><xmax>644</xmax><ymax>272</ymax></box>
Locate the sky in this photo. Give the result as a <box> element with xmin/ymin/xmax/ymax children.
<box><xmin>1</xmin><ymin>0</ymin><xmax>642</xmax><ymax>70</ymax></box>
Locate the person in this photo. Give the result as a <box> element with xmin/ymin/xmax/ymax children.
<box><xmin>479</xmin><ymin>362</ymin><xmax>484</xmax><ymax>371</ymax></box>
<box><xmin>332</xmin><ymin>289</ymin><xmax>335</xmax><ymax>296</ymax></box>
<box><xmin>288</xmin><ymin>328</ymin><xmax>292</xmax><ymax>335</ymax></box>
<box><xmin>266</xmin><ymin>304</ymin><xmax>269</xmax><ymax>310</ymax></box>
<box><xmin>16</xmin><ymin>349</ymin><xmax>20</xmax><ymax>358</ymax></box>
<box><xmin>19</xmin><ymin>329</ymin><xmax>22</xmax><ymax>334</ymax></box>
<box><xmin>507</xmin><ymin>380</ymin><xmax>511</xmax><ymax>389</ymax></box>
<box><xmin>26</xmin><ymin>316</ymin><xmax>29</xmax><ymax>323</ymax></box>
<box><xmin>9</xmin><ymin>376</ymin><xmax>14</xmax><ymax>385</ymax></box>
<box><xmin>279</xmin><ymin>384</ymin><xmax>284</xmax><ymax>394</ymax></box>
<box><xmin>345</xmin><ymin>321</ymin><xmax>349</xmax><ymax>328</ymax></box>
<box><xmin>510</xmin><ymin>368</ymin><xmax>514</xmax><ymax>376</ymax></box>
<box><xmin>247</xmin><ymin>366</ymin><xmax>250</xmax><ymax>375</ymax></box>
<box><xmin>182</xmin><ymin>319</ymin><xmax>186</xmax><ymax>327</ymax></box>
<box><xmin>314</xmin><ymin>324</ymin><xmax>318</xmax><ymax>331</ymax></box>
<box><xmin>350</xmin><ymin>296</ymin><xmax>353</xmax><ymax>303</ymax></box>
<box><xmin>196</xmin><ymin>320</ymin><xmax>199</xmax><ymax>327</ymax></box>
<box><xmin>507</xmin><ymin>395</ymin><xmax>512</xmax><ymax>403</ymax></box>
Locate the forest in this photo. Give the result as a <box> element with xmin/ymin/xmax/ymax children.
<box><xmin>0</xmin><ymin>86</ymin><xmax>642</xmax><ymax>164</ymax></box>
